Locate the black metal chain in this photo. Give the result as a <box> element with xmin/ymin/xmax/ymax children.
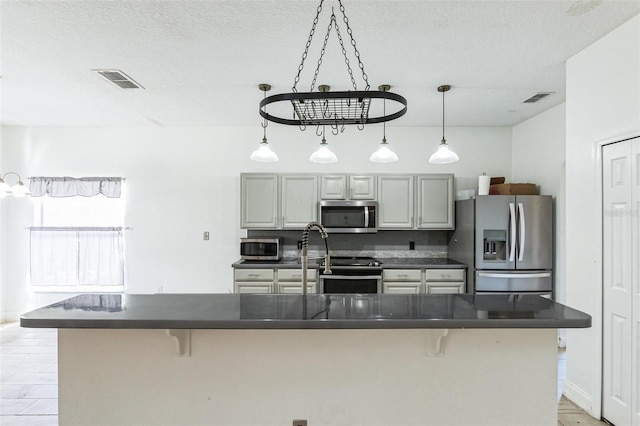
<box><xmin>292</xmin><ymin>0</ymin><xmax>324</xmax><ymax>92</ymax></box>
<box><xmin>338</xmin><ymin>0</ymin><xmax>369</xmax><ymax>90</ymax></box>
<box><xmin>293</xmin><ymin>0</ymin><xmax>370</xmax><ymax>93</ymax></box>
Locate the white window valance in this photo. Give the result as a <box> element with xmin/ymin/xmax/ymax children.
<box><xmin>29</xmin><ymin>177</ymin><xmax>122</xmax><ymax>198</ymax></box>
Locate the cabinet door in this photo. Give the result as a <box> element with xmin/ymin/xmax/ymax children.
<box><xmin>349</xmin><ymin>175</ymin><xmax>376</xmax><ymax>199</ymax></box>
<box><xmin>425</xmin><ymin>283</ymin><xmax>464</xmax><ymax>294</ymax></box>
<box><xmin>240</xmin><ymin>174</ymin><xmax>279</xmax><ymax>228</ymax></box>
<box><xmin>277</xmin><ymin>282</ymin><xmax>317</xmax><ymax>294</ymax></box>
<box><xmin>416</xmin><ymin>174</ymin><xmax>454</xmax><ymax>229</ymax></box>
<box><xmin>383</xmin><ymin>282</ymin><xmax>422</xmax><ymax>294</ymax></box>
<box><xmin>377</xmin><ymin>175</ymin><xmax>414</xmax><ymax>228</ymax></box>
<box><xmin>281</xmin><ymin>175</ymin><xmax>318</xmax><ymax>228</ymax></box>
<box><xmin>234</xmin><ymin>282</ymin><xmax>274</xmax><ymax>293</ymax></box>
<box><xmin>320</xmin><ymin>175</ymin><xmax>347</xmax><ymax>200</ymax></box>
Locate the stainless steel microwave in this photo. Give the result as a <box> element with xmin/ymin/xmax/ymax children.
<box><xmin>240</xmin><ymin>238</ymin><xmax>281</xmax><ymax>260</ymax></box>
<box><xmin>318</xmin><ymin>200</ymin><xmax>378</xmax><ymax>233</ymax></box>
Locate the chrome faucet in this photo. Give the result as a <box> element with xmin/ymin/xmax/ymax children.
<box><xmin>301</xmin><ymin>222</ymin><xmax>331</xmax><ymax>295</ymax></box>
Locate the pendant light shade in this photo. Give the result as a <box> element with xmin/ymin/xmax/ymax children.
<box><xmin>429</xmin><ymin>139</ymin><xmax>459</xmax><ymax>164</ymax></box>
<box><xmin>429</xmin><ymin>84</ymin><xmax>459</xmax><ymax>164</ymax></box>
<box><xmin>370</xmin><ymin>138</ymin><xmax>398</xmax><ymax>163</ymax></box>
<box><xmin>310</xmin><ymin>128</ymin><xmax>337</xmax><ymax>163</ymax></box>
<box><xmin>250</xmin><ymin>138</ymin><xmax>279</xmax><ymax>162</ymax></box>
<box><xmin>251</xmin><ymin>84</ymin><xmax>279</xmax><ymax>163</ymax></box>
<box><xmin>370</xmin><ymin>84</ymin><xmax>399</xmax><ymax>163</ymax></box>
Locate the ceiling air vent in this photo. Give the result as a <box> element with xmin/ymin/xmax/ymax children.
<box><xmin>93</xmin><ymin>69</ymin><xmax>144</xmax><ymax>89</ymax></box>
<box><xmin>522</xmin><ymin>92</ymin><xmax>554</xmax><ymax>104</ymax></box>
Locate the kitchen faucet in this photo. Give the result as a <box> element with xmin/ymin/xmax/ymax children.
<box><xmin>300</xmin><ymin>222</ymin><xmax>331</xmax><ymax>295</ymax></box>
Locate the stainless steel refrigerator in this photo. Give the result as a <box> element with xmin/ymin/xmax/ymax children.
<box><xmin>448</xmin><ymin>195</ymin><xmax>553</xmax><ymax>296</ymax></box>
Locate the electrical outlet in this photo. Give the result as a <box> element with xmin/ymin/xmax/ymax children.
<box><xmin>203</xmin><ymin>231</ymin><xmax>210</xmax><ymax>240</ymax></box>
<box><xmin>292</xmin><ymin>420</ymin><xmax>307</xmax><ymax>426</ymax></box>
<box><xmin>409</xmin><ymin>241</ymin><xmax>415</xmax><ymax>250</ymax></box>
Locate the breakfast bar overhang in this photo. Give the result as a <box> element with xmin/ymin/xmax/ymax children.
<box><xmin>21</xmin><ymin>293</ymin><xmax>591</xmax><ymax>426</ymax></box>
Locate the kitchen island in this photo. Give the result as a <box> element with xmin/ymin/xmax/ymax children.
<box><xmin>21</xmin><ymin>293</ymin><xmax>590</xmax><ymax>426</ymax></box>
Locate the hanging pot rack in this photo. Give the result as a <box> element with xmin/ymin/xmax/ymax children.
<box><xmin>258</xmin><ymin>0</ymin><xmax>407</xmax><ymax>130</ymax></box>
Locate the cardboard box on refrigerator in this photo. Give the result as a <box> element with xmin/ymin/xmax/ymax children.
<box><xmin>489</xmin><ymin>183</ymin><xmax>538</xmax><ymax>195</ymax></box>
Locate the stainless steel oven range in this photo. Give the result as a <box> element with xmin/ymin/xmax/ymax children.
<box><xmin>319</xmin><ymin>256</ymin><xmax>382</xmax><ymax>294</ymax></box>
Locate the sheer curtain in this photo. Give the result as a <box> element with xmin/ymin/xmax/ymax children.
<box><xmin>30</xmin><ymin>228</ymin><xmax>124</xmax><ymax>287</ymax></box>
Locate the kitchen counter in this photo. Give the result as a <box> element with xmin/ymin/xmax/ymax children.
<box><xmin>24</xmin><ymin>294</ymin><xmax>590</xmax><ymax>425</ymax></box>
<box><xmin>232</xmin><ymin>257</ymin><xmax>465</xmax><ymax>269</ymax></box>
<box><xmin>20</xmin><ymin>293</ymin><xmax>589</xmax><ymax>329</ymax></box>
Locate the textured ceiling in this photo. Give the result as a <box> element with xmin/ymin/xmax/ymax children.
<box><xmin>1</xmin><ymin>0</ymin><xmax>638</xmax><ymax>127</ymax></box>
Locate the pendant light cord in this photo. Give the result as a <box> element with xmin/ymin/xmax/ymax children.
<box><xmin>442</xmin><ymin>88</ymin><xmax>446</xmax><ymax>142</ymax></box>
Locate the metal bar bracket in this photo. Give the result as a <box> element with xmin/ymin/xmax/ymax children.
<box><xmin>166</xmin><ymin>329</ymin><xmax>191</xmax><ymax>357</ymax></box>
<box><xmin>425</xmin><ymin>329</ymin><xmax>449</xmax><ymax>357</ymax></box>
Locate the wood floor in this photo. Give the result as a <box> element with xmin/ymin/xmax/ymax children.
<box><xmin>0</xmin><ymin>322</ymin><xmax>610</xmax><ymax>425</ymax></box>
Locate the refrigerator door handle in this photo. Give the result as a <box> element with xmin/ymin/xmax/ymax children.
<box><xmin>518</xmin><ymin>202</ymin><xmax>525</xmax><ymax>262</ymax></box>
<box><xmin>478</xmin><ymin>272</ymin><xmax>552</xmax><ymax>279</ymax></box>
<box><xmin>509</xmin><ymin>203</ymin><xmax>516</xmax><ymax>261</ymax></box>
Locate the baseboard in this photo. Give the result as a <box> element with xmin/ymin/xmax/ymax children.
<box><xmin>563</xmin><ymin>380</ymin><xmax>594</xmax><ymax>415</ymax></box>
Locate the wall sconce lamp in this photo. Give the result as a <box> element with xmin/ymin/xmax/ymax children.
<box><xmin>0</xmin><ymin>172</ymin><xmax>31</xmax><ymax>198</ymax></box>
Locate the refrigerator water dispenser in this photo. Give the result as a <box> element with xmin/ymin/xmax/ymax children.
<box><xmin>483</xmin><ymin>230</ymin><xmax>507</xmax><ymax>262</ymax></box>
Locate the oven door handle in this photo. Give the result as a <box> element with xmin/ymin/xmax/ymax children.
<box><xmin>321</xmin><ymin>275</ymin><xmax>382</xmax><ymax>280</ymax></box>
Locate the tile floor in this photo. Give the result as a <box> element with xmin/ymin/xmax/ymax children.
<box><xmin>0</xmin><ymin>322</ymin><xmax>610</xmax><ymax>426</ymax></box>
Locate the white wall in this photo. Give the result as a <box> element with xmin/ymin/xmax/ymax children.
<box><xmin>564</xmin><ymin>15</ymin><xmax>640</xmax><ymax>415</ymax></box>
<box><xmin>0</xmin><ymin>124</ymin><xmax>512</xmax><ymax>320</ymax></box>
<box><xmin>511</xmin><ymin>103</ymin><xmax>566</xmax><ymax>198</ymax></box>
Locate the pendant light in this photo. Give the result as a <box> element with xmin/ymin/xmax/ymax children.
<box><xmin>429</xmin><ymin>84</ymin><xmax>459</xmax><ymax>164</ymax></box>
<box><xmin>310</xmin><ymin>126</ymin><xmax>338</xmax><ymax>163</ymax></box>
<box><xmin>370</xmin><ymin>84</ymin><xmax>399</xmax><ymax>163</ymax></box>
<box><xmin>0</xmin><ymin>172</ymin><xmax>31</xmax><ymax>198</ymax></box>
<box><xmin>250</xmin><ymin>84</ymin><xmax>279</xmax><ymax>162</ymax></box>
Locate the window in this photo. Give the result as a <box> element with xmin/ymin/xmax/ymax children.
<box><xmin>29</xmin><ymin>177</ymin><xmax>125</xmax><ymax>292</ymax></box>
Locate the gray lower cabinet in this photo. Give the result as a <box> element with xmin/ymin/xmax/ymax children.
<box><xmin>276</xmin><ymin>269</ymin><xmax>317</xmax><ymax>294</ymax></box>
<box><xmin>424</xmin><ymin>269</ymin><xmax>466</xmax><ymax>294</ymax></box>
<box><xmin>234</xmin><ymin>268</ymin><xmax>317</xmax><ymax>294</ymax></box>
<box><xmin>233</xmin><ymin>269</ymin><xmax>275</xmax><ymax>294</ymax></box>
<box><xmin>382</xmin><ymin>269</ymin><xmax>422</xmax><ymax>294</ymax></box>
<box><xmin>382</xmin><ymin>268</ymin><xmax>466</xmax><ymax>294</ymax></box>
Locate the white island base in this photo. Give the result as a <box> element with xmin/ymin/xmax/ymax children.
<box><xmin>58</xmin><ymin>328</ymin><xmax>557</xmax><ymax>425</ymax></box>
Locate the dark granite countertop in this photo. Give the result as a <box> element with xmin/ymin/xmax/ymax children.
<box><xmin>232</xmin><ymin>258</ymin><xmax>465</xmax><ymax>269</ymax></box>
<box><xmin>20</xmin><ymin>293</ymin><xmax>591</xmax><ymax>330</ymax></box>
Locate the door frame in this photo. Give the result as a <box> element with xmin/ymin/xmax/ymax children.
<box><xmin>597</xmin><ymin>130</ymin><xmax>640</xmax><ymax>421</ymax></box>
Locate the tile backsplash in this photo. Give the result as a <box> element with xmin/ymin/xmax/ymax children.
<box><xmin>246</xmin><ymin>230</ymin><xmax>450</xmax><ymax>259</ymax></box>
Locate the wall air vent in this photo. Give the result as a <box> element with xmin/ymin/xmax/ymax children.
<box><xmin>522</xmin><ymin>92</ymin><xmax>554</xmax><ymax>103</ymax></box>
<box><xmin>93</xmin><ymin>69</ymin><xmax>144</xmax><ymax>89</ymax></box>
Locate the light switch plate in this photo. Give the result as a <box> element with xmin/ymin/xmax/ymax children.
<box><xmin>203</xmin><ymin>231</ymin><xmax>210</xmax><ymax>240</ymax></box>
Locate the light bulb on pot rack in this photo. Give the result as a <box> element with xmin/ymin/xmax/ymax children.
<box><xmin>250</xmin><ymin>84</ymin><xmax>279</xmax><ymax>163</ymax></box>
<box><xmin>0</xmin><ymin>172</ymin><xmax>31</xmax><ymax>198</ymax></box>
<box><xmin>429</xmin><ymin>84</ymin><xmax>459</xmax><ymax>164</ymax></box>
<box><xmin>258</xmin><ymin>0</ymin><xmax>407</xmax><ymax>160</ymax></box>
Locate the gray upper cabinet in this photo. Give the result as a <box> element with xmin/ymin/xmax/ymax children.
<box><xmin>242</xmin><ymin>173</ymin><xmax>453</xmax><ymax>231</ymax></box>
<box><xmin>241</xmin><ymin>174</ymin><xmax>279</xmax><ymax>228</ymax></box>
<box><xmin>320</xmin><ymin>175</ymin><xmax>375</xmax><ymax>200</ymax></box>
<box><xmin>320</xmin><ymin>175</ymin><xmax>347</xmax><ymax>199</ymax></box>
<box><xmin>281</xmin><ymin>175</ymin><xmax>318</xmax><ymax>228</ymax></box>
<box><xmin>377</xmin><ymin>175</ymin><xmax>415</xmax><ymax>229</ymax></box>
<box><xmin>349</xmin><ymin>175</ymin><xmax>376</xmax><ymax>199</ymax></box>
<box><xmin>416</xmin><ymin>174</ymin><xmax>454</xmax><ymax>229</ymax></box>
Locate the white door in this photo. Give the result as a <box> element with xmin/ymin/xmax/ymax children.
<box><xmin>602</xmin><ymin>138</ymin><xmax>639</xmax><ymax>425</ymax></box>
